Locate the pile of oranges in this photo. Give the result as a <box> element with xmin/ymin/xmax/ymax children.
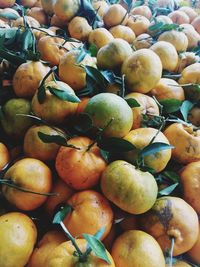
<box><xmin>0</xmin><ymin>0</ymin><xmax>200</xmax><ymax>266</ymax></box>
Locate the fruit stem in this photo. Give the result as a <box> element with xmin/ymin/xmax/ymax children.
<box><xmin>0</xmin><ymin>179</ymin><xmax>58</xmax><ymax>196</ymax></box>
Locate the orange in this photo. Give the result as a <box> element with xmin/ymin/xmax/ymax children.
<box><xmin>179</xmin><ymin>62</ymin><xmax>200</xmax><ymax>86</ymax></box>
<box><xmin>126</xmin><ymin>15</ymin><xmax>150</xmax><ymax>36</ymax></box>
<box><xmin>150</xmin><ymin>41</ymin><xmax>179</xmax><ymax>72</ymax></box>
<box><xmin>23</xmin><ymin>125</ymin><xmax>61</xmax><ymax>161</ymax></box>
<box><xmin>141</xmin><ymin>196</ymin><xmax>199</xmax><ymax>256</ymax></box>
<box><xmin>92</xmin><ymin>0</ymin><xmax>109</xmax><ymax>18</ymax></box>
<box><xmin>191</xmin><ymin>15</ymin><xmax>200</xmax><ymax>34</ymax></box>
<box><xmin>175</xmin><ymin>51</ymin><xmax>200</xmax><ymax>74</ymax></box>
<box><xmin>63</xmin><ymin>190</ymin><xmax>113</xmax><ymax>240</ymax></box>
<box><xmin>50</xmin><ymin>14</ymin><xmax>68</xmax><ymax>27</ymax></box>
<box><xmin>53</xmin><ymin>0</ymin><xmax>80</xmax><ymax>21</ymax></box>
<box><xmin>150</xmin><ymin>78</ymin><xmax>185</xmax><ymax>101</ymax></box>
<box><xmin>38</xmin><ymin>36</ymin><xmax>69</xmax><ymax>66</ymax></box>
<box><xmin>130</xmin><ymin>5</ymin><xmax>152</xmax><ymax>19</ymax></box>
<box><xmin>0</xmin><ymin>212</ymin><xmax>37</xmax><ymax>267</ymax></box>
<box><xmin>88</xmin><ymin>28</ymin><xmax>114</xmax><ymax>49</ymax></box>
<box><xmin>55</xmin><ymin>136</ymin><xmax>107</xmax><ymax>190</ymax></box>
<box><xmin>188</xmin><ymin>222</ymin><xmax>200</xmax><ymax>265</ymax></box>
<box><xmin>59</xmin><ymin>49</ymin><xmax>97</xmax><ymax>91</ymax></box>
<box><xmin>28</xmin><ymin>231</ymin><xmax>66</xmax><ymax>267</ymax></box>
<box><xmin>2</xmin><ymin>158</ymin><xmax>52</xmax><ymax>211</ymax></box>
<box><xmin>13</xmin><ymin>61</ymin><xmax>52</xmax><ymax>98</ymax></box>
<box><xmin>179</xmin><ymin>6</ymin><xmax>198</xmax><ymax>22</ymax></box>
<box><xmin>180</xmin><ymin>161</ymin><xmax>200</xmax><ymax>214</ymax></box>
<box><xmin>121</xmin><ymin>49</ymin><xmax>162</xmax><ymax>93</ymax></box>
<box><xmin>68</xmin><ymin>16</ymin><xmax>92</xmax><ymax>41</ymax></box>
<box><xmin>19</xmin><ymin>0</ymin><xmax>37</xmax><ymax>7</ymax></box>
<box><xmin>41</xmin><ymin>0</ymin><xmax>57</xmax><ymax>15</ymax></box>
<box><xmin>111</xmin><ymin>230</ymin><xmax>165</xmax><ymax>267</ymax></box>
<box><xmin>125</xmin><ymin>92</ymin><xmax>160</xmax><ymax>129</ymax></box>
<box><xmin>158</xmin><ymin>30</ymin><xmax>188</xmax><ymax>52</ymax></box>
<box><xmin>166</xmin><ymin>260</ymin><xmax>192</xmax><ymax>267</ymax></box>
<box><xmin>156</xmin><ymin>15</ymin><xmax>173</xmax><ymax>24</ymax></box>
<box><xmin>27</xmin><ymin>7</ymin><xmax>48</xmax><ymax>25</ymax></box>
<box><xmin>97</xmin><ymin>38</ymin><xmax>133</xmax><ymax>70</ymax></box>
<box><xmin>0</xmin><ymin>0</ymin><xmax>15</xmax><ymax>8</ymax></box>
<box><xmin>45</xmin><ymin>239</ymin><xmax>115</xmax><ymax>267</ymax></box>
<box><xmin>181</xmin><ymin>24</ymin><xmax>200</xmax><ymax>49</ymax></box>
<box><xmin>103</xmin><ymin>224</ymin><xmax>117</xmax><ymax>251</ymax></box>
<box><xmin>31</xmin><ymin>80</ymin><xmax>79</xmax><ymax>124</ymax></box>
<box><xmin>76</xmin><ymin>97</ymin><xmax>90</xmax><ymax>114</ymax></box>
<box><xmin>84</xmin><ymin>93</ymin><xmax>133</xmax><ymax>138</ymax></box>
<box><xmin>109</xmin><ymin>25</ymin><xmax>136</xmax><ymax>44</ymax></box>
<box><xmin>0</xmin><ymin>143</ymin><xmax>10</xmax><ymax>171</ymax></box>
<box><xmin>32</xmin><ymin>28</ymin><xmax>54</xmax><ymax>41</ymax></box>
<box><xmin>45</xmin><ymin>178</ymin><xmax>75</xmax><ymax>217</ymax></box>
<box><xmin>101</xmin><ymin>160</ymin><xmax>158</xmax><ymax>214</ymax></box>
<box><xmin>132</xmin><ymin>33</ymin><xmax>153</xmax><ymax>50</ymax></box>
<box><xmin>124</xmin><ymin>127</ymin><xmax>172</xmax><ymax>173</ymax></box>
<box><xmin>12</xmin><ymin>16</ymin><xmax>40</xmax><ymax>28</ymax></box>
<box><xmin>103</xmin><ymin>4</ymin><xmax>128</xmax><ymax>28</ymax></box>
<box><xmin>168</xmin><ymin>10</ymin><xmax>190</xmax><ymax>24</ymax></box>
<box><xmin>188</xmin><ymin>106</ymin><xmax>200</xmax><ymax>126</ymax></box>
<box><xmin>164</xmin><ymin>123</ymin><xmax>200</xmax><ymax>164</ymax></box>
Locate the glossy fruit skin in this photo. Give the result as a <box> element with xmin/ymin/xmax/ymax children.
<box><xmin>63</xmin><ymin>190</ymin><xmax>113</xmax><ymax>241</ymax></box>
<box><xmin>111</xmin><ymin>230</ymin><xmax>165</xmax><ymax>267</ymax></box>
<box><xmin>0</xmin><ymin>212</ymin><xmax>37</xmax><ymax>267</ymax></box>
<box><xmin>55</xmin><ymin>136</ymin><xmax>107</xmax><ymax>190</ymax></box>
<box><xmin>84</xmin><ymin>93</ymin><xmax>133</xmax><ymax>138</ymax></box>
<box><xmin>101</xmin><ymin>160</ymin><xmax>158</xmax><ymax>214</ymax></box>
<box><xmin>45</xmin><ymin>239</ymin><xmax>115</xmax><ymax>267</ymax></box>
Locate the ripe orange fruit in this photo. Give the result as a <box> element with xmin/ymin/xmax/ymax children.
<box><xmin>121</xmin><ymin>49</ymin><xmax>162</xmax><ymax>93</ymax></box>
<box><xmin>132</xmin><ymin>33</ymin><xmax>153</xmax><ymax>50</ymax></box>
<box><xmin>31</xmin><ymin>80</ymin><xmax>79</xmax><ymax>124</ymax></box>
<box><xmin>44</xmin><ymin>178</ymin><xmax>75</xmax><ymax>217</ymax></box>
<box><xmin>53</xmin><ymin>0</ymin><xmax>80</xmax><ymax>21</ymax></box>
<box><xmin>188</xmin><ymin>222</ymin><xmax>200</xmax><ymax>265</ymax></box>
<box><xmin>103</xmin><ymin>4</ymin><xmax>128</xmax><ymax>28</ymax></box>
<box><xmin>0</xmin><ymin>0</ymin><xmax>15</xmax><ymax>8</ymax></box>
<box><xmin>0</xmin><ymin>212</ymin><xmax>37</xmax><ymax>267</ymax></box>
<box><xmin>13</xmin><ymin>61</ymin><xmax>52</xmax><ymax>98</ymax></box>
<box><xmin>76</xmin><ymin>97</ymin><xmax>90</xmax><ymax>114</ymax></box>
<box><xmin>164</xmin><ymin>123</ymin><xmax>200</xmax><ymax>164</ymax></box>
<box><xmin>2</xmin><ymin>158</ymin><xmax>52</xmax><ymax>211</ymax></box>
<box><xmin>0</xmin><ymin>143</ymin><xmax>10</xmax><ymax>171</ymax></box>
<box><xmin>45</xmin><ymin>239</ymin><xmax>115</xmax><ymax>267</ymax></box>
<box><xmin>168</xmin><ymin>10</ymin><xmax>190</xmax><ymax>24</ymax></box>
<box><xmin>55</xmin><ymin>136</ymin><xmax>106</xmax><ymax>190</ymax></box>
<box><xmin>27</xmin><ymin>7</ymin><xmax>48</xmax><ymax>25</ymax></box>
<box><xmin>130</xmin><ymin>5</ymin><xmax>152</xmax><ymax>19</ymax></box>
<box><xmin>191</xmin><ymin>15</ymin><xmax>200</xmax><ymax>34</ymax></box>
<box><xmin>181</xmin><ymin>24</ymin><xmax>200</xmax><ymax>49</ymax></box>
<box><xmin>84</xmin><ymin>93</ymin><xmax>133</xmax><ymax>138</ymax></box>
<box><xmin>188</xmin><ymin>106</ymin><xmax>200</xmax><ymax>126</ymax></box>
<box><xmin>141</xmin><ymin>196</ymin><xmax>199</xmax><ymax>256</ymax></box>
<box><xmin>166</xmin><ymin>260</ymin><xmax>192</xmax><ymax>267</ymax></box>
<box><xmin>63</xmin><ymin>190</ymin><xmax>113</xmax><ymax>240</ymax></box>
<box><xmin>88</xmin><ymin>28</ymin><xmax>114</xmax><ymax>49</ymax></box>
<box><xmin>101</xmin><ymin>160</ymin><xmax>158</xmax><ymax>214</ymax></box>
<box><xmin>179</xmin><ymin>6</ymin><xmax>198</xmax><ymax>22</ymax></box>
<box><xmin>12</xmin><ymin>16</ymin><xmax>40</xmax><ymax>28</ymax></box>
<box><xmin>179</xmin><ymin>62</ymin><xmax>200</xmax><ymax>86</ymax></box>
<box><xmin>126</xmin><ymin>15</ymin><xmax>150</xmax><ymax>36</ymax></box>
<box><xmin>28</xmin><ymin>231</ymin><xmax>66</xmax><ymax>267</ymax></box>
<box><xmin>180</xmin><ymin>161</ymin><xmax>200</xmax><ymax>214</ymax></box>
<box><xmin>124</xmin><ymin>127</ymin><xmax>172</xmax><ymax>172</ymax></box>
<box><xmin>97</xmin><ymin>38</ymin><xmax>133</xmax><ymax>70</ymax></box>
<box><xmin>23</xmin><ymin>125</ymin><xmax>61</xmax><ymax>161</ymax></box>
<box><xmin>92</xmin><ymin>0</ymin><xmax>109</xmax><ymax>18</ymax></box>
<box><xmin>111</xmin><ymin>230</ymin><xmax>165</xmax><ymax>267</ymax></box>
<box><xmin>68</xmin><ymin>16</ymin><xmax>92</xmax><ymax>41</ymax></box>
<box><xmin>150</xmin><ymin>78</ymin><xmax>185</xmax><ymax>101</ymax></box>
<box><xmin>109</xmin><ymin>25</ymin><xmax>136</xmax><ymax>44</ymax></box>
<box><xmin>125</xmin><ymin>92</ymin><xmax>160</xmax><ymax>129</ymax></box>
<box><xmin>41</xmin><ymin>0</ymin><xmax>56</xmax><ymax>15</ymax></box>
<box><xmin>50</xmin><ymin>14</ymin><xmax>68</xmax><ymax>27</ymax></box>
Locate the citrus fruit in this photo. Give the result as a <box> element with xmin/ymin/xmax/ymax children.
<box><xmin>0</xmin><ymin>143</ymin><xmax>10</xmax><ymax>171</ymax></box>
<box><xmin>53</xmin><ymin>0</ymin><xmax>80</xmax><ymax>21</ymax></box>
<box><xmin>126</xmin><ymin>14</ymin><xmax>150</xmax><ymax>36</ymax></box>
<box><xmin>188</xmin><ymin>222</ymin><xmax>200</xmax><ymax>265</ymax></box>
<box><xmin>109</xmin><ymin>25</ymin><xmax>135</xmax><ymax>43</ymax></box>
<box><xmin>68</xmin><ymin>16</ymin><xmax>92</xmax><ymax>41</ymax></box>
<box><xmin>103</xmin><ymin>4</ymin><xmax>128</xmax><ymax>28</ymax></box>
<box><xmin>88</xmin><ymin>28</ymin><xmax>114</xmax><ymax>49</ymax></box>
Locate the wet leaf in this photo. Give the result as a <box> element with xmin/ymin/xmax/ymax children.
<box><xmin>100</xmin><ymin>149</ymin><xmax>110</xmax><ymax>163</ymax></box>
<box><xmin>38</xmin><ymin>132</ymin><xmax>68</xmax><ymax>146</ymax></box>
<box><xmin>21</xmin><ymin>29</ymin><xmax>33</xmax><ymax>51</ymax></box>
<box><xmin>125</xmin><ymin>98</ymin><xmax>140</xmax><ymax>108</ymax></box>
<box><xmin>158</xmin><ymin>183</ymin><xmax>179</xmax><ymax>196</ymax></box>
<box><xmin>84</xmin><ymin>66</ymin><xmax>108</xmax><ymax>90</ymax></box>
<box><xmin>140</xmin><ymin>142</ymin><xmax>174</xmax><ymax>158</ymax></box>
<box><xmin>180</xmin><ymin>100</ymin><xmax>195</xmax><ymax>122</ymax></box>
<box><xmin>88</xmin><ymin>43</ymin><xmax>98</xmax><ymax>57</ymax></box>
<box><xmin>159</xmin><ymin>99</ymin><xmax>182</xmax><ymax>114</ymax></box>
<box><xmin>53</xmin><ymin>205</ymin><xmax>72</xmax><ymax>224</ymax></box>
<box><xmin>37</xmin><ymin>84</ymin><xmax>46</xmax><ymax>104</ymax></box>
<box><xmin>48</xmin><ymin>87</ymin><xmax>81</xmax><ymax>103</ymax></box>
<box><xmin>97</xmin><ymin>137</ymin><xmax>136</xmax><ymax>152</ymax></box>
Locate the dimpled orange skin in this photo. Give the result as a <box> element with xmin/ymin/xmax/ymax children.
<box><xmin>45</xmin><ymin>239</ymin><xmax>115</xmax><ymax>267</ymax></box>
<box><xmin>0</xmin><ymin>212</ymin><xmax>37</xmax><ymax>267</ymax></box>
<box><xmin>141</xmin><ymin>197</ymin><xmax>199</xmax><ymax>256</ymax></box>
<box><xmin>2</xmin><ymin>158</ymin><xmax>52</xmax><ymax>211</ymax></box>
<box><xmin>55</xmin><ymin>136</ymin><xmax>107</xmax><ymax>190</ymax></box>
<box><xmin>13</xmin><ymin>61</ymin><xmax>52</xmax><ymax>98</ymax></box>
<box><xmin>63</xmin><ymin>190</ymin><xmax>113</xmax><ymax>241</ymax></box>
<box><xmin>164</xmin><ymin>123</ymin><xmax>200</xmax><ymax>164</ymax></box>
<box><xmin>0</xmin><ymin>143</ymin><xmax>10</xmax><ymax>170</ymax></box>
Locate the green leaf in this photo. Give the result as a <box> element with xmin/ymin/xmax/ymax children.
<box><xmin>100</xmin><ymin>149</ymin><xmax>110</xmax><ymax>163</ymax></box>
<box><xmin>0</xmin><ymin>28</ymin><xmax>18</xmax><ymax>39</ymax></box>
<box><xmin>148</xmin><ymin>21</ymin><xmax>164</xmax><ymax>32</ymax></box>
<box><xmin>53</xmin><ymin>205</ymin><xmax>71</xmax><ymax>224</ymax></box>
<box><xmin>162</xmin><ymin>171</ymin><xmax>180</xmax><ymax>183</ymax></box>
<box><xmin>83</xmin><ymin>234</ymin><xmax>111</xmax><ymax>264</ymax></box>
<box><xmin>84</xmin><ymin>66</ymin><xmax>108</xmax><ymax>90</ymax></box>
<box><xmin>158</xmin><ymin>183</ymin><xmax>179</xmax><ymax>196</ymax></box>
<box><xmin>37</xmin><ymin>84</ymin><xmax>46</xmax><ymax>104</ymax></box>
<box><xmin>88</xmin><ymin>43</ymin><xmax>98</xmax><ymax>57</ymax></box>
<box><xmin>76</xmin><ymin>47</ymin><xmax>87</xmax><ymax>64</ymax></box>
<box><xmin>180</xmin><ymin>100</ymin><xmax>195</xmax><ymax>122</ymax></box>
<box><xmin>140</xmin><ymin>142</ymin><xmax>174</xmax><ymax>158</ymax></box>
<box><xmin>94</xmin><ymin>227</ymin><xmax>106</xmax><ymax>240</ymax></box>
<box><xmin>159</xmin><ymin>99</ymin><xmax>182</xmax><ymax>114</ymax></box>
<box><xmin>74</xmin><ymin>113</ymin><xmax>93</xmax><ymax>133</ymax></box>
<box><xmin>0</xmin><ymin>12</ymin><xmax>19</xmax><ymax>20</ymax></box>
<box><xmin>97</xmin><ymin>137</ymin><xmax>136</xmax><ymax>152</ymax></box>
<box><xmin>21</xmin><ymin>29</ymin><xmax>33</xmax><ymax>51</ymax></box>
<box><xmin>125</xmin><ymin>98</ymin><xmax>140</xmax><ymax>108</ymax></box>
<box><xmin>48</xmin><ymin>87</ymin><xmax>81</xmax><ymax>103</ymax></box>
<box><xmin>38</xmin><ymin>132</ymin><xmax>68</xmax><ymax>146</ymax></box>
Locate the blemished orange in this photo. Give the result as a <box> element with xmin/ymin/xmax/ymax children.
<box><xmin>103</xmin><ymin>4</ymin><xmax>128</xmax><ymax>28</ymax></box>
<box><xmin>111</xmin><ymin>230</ymin><xmax>166</xmax><ymax>267</ymax></box>
<box><xmin>63</xmin><ymin>190</ymin><xmax>113</xmax><ymax>240</ymax></box>
<box><xmin>45</xmin><ymin>239</ymin><xmax>115</xmax><ymax>267</ymax></box>
<box><xmin>45</xmin><ymin>178</ymin><xmax>75</xmax><ymax>217</ymax></box>
<box><xmin>141</xmin><ymin>196</ymin><xmax>199</xmax><ymax>256</ymax></box>
<box><xmin>55</xmin><ymin>136</ymin><xmax>107</xmax><ymax>190</ymax></box>
<box><xmin>0</xmin><ymin>212</ymin><xmax>37</xmax><ymax>267</ymax></box>
<box><xmin>68</xmin><ymin>16</ymin><xmax>92</xmax><ymax>41</ymax></box>
<box><xmin>53</xmin><ymin>0</ymin><xmax>80</xmax><ymax>21</ymax></box>
<box><xmin>0</xmin><ymin>143</ymin><xmax>10</xmax><ymax>171</ymax></box>
<box><xmin>109</xmin><ymin>25</ymin><xmax>136</xmax><ymax>44</ymax></box>
<box><xmin>2</xmin><ymin>158</ymin><xmax>52</xmax><ymax>211</ymax></box>
<box><xmin>179</xmin><ymin>6</ymin><xmax>198</xmax><ymax>22</ymax></box>
<box><xmin>88</xmin><ymin>28</ymin><xmax>114</xmax><ymax>49</ymax></box>
<box><xmin>126</xmin><ymin>15</ymin><xmax>150</xmax><ymax>36</ymax></box>
<box><xmin>27</xmin><ymin>231</ymin><xmax>66</xmax><ymax>267</ymax></box>
<box><xmin>130</xmin><ymin>5</ymin><xmax>152</xmax><ymax>19</ymax></box>
<box><xmin>168</xmin><ymin>10</ymin><xmax>190</xmax><ymax>24</ymax></box>
<box><xmin>180</xmin><ymin>161</ymin><xmax>200</xmax><ymax>214</ymax></box>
